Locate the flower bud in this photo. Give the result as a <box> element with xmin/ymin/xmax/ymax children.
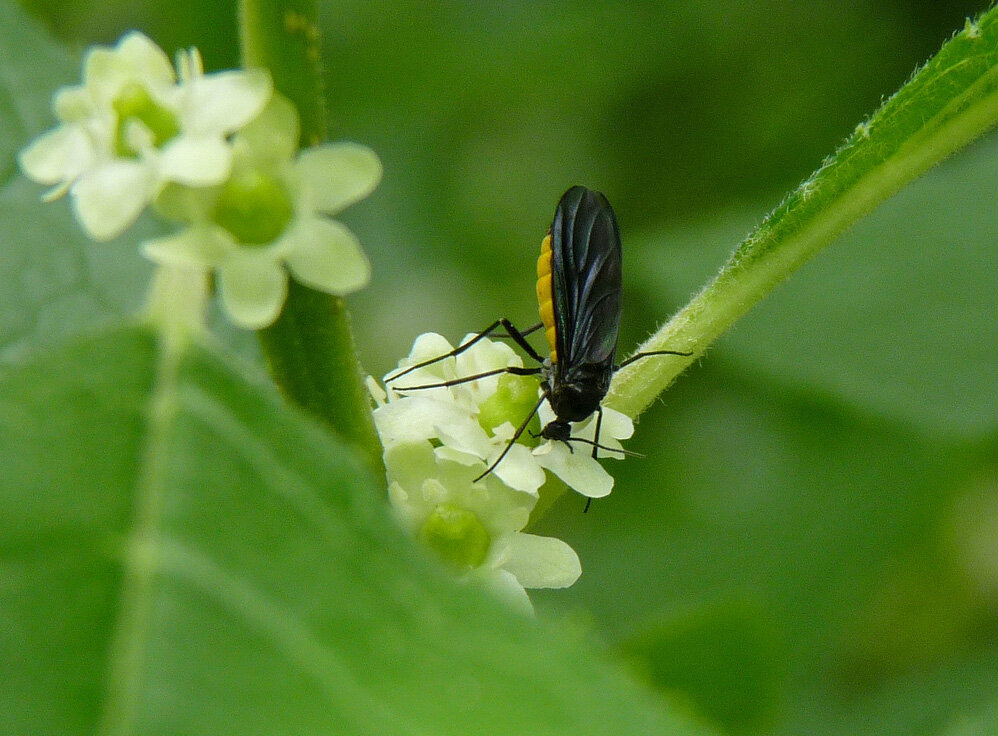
<box><xmin>112</xmin><ymin>82</ymin><xmax>180</xmax><ymax>156</ymax></box>
<box><xmin>212</xmin><ymin>168</ymin><xmax>294</xmax><ymax>244</ymax></box>
<box><xmin>419</xmin><ymin>504</ymin><xmax>491</xmax><ymax>571</ymax></box>
<box><xmin>477</xmin><ymin>373</ymin><xmax>541</xmax><ymax>440</ymax></box>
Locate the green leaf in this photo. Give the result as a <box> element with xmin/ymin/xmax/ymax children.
<box><xmin>0</xmin><ymin>323</ymin><xmax>712</xmax><ymax>735</ymax></box>
<box><xmin>0</xmin><ymin>177</ymin><xmax>154</xmax><ymax>363</ymax></box>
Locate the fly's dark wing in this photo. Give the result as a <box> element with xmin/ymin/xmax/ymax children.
<box><xmin>549</xmin><ymin>186</ymin><xmax>622</xmax><ymax>371</ymax></box>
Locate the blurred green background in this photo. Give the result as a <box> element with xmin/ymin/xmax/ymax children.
<box><xmin>18</xmin><ymin>1</ymin><xmax>997</xmax><ymax>734</ymax></box>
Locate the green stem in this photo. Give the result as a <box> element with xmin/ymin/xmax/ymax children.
<box><xmin>606</xmin><ymin>10</ymin><xmax>998</xmax><ymax>419</ymax></box>
<box><xmin>238</xmin><ymin>0</ymin><xmax>385</xmax><ymax>480</ymax></box>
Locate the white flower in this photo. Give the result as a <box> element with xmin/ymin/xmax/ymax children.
<box><xmin>375</xmin><ymin>333</ymin><xmax>633</xmax><ymax>498</ymax></box>
<box><xmin>385</xmin><ymin>441</ymin><xmax>579</xmax><ymax>614</ymax></box>
<box><xmin>18</xmin><ymin>31</ymin><xmax>272</xmax><ymax>241</ymax></box>
<box><xmin>369</xmin><ymin>332</ymin><xmax>636</xmax><ymax>607</ymax></box>
<box><xmin>141</xmin><ymin>95</ymin><xmax>381</xmax><ymax>329</ymax></box>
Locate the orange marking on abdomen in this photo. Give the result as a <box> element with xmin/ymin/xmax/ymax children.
<box><xmin>536</xmin><ymin>233</ymin><xmax>557</xmax><ymax>363</ymax></box>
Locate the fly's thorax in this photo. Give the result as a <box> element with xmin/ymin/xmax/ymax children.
<box><xmin>536</xmin><ymin>232</ymin><xmax>557</xmax><ymax>362</ymax></box>
<box><xmin>546</xmin><ymin>361</ymin><xmax>611</xmax><ymax>423</ymax></box>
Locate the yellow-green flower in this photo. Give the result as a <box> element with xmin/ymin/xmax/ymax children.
<box><xmin>142</xmin><ymin>96</ymin><xmax>381</xmax><ymax>329</ymax></box>
<box><xmin>18</xmin><ymin>32</ymin><xmax>272</xmax><ymax>241</ymax></box>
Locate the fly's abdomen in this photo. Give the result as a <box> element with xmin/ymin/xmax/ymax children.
<box><xmin>536</xmin><ymin>232</ymin><xmax>557</xmax><ymax>363</ymax></box>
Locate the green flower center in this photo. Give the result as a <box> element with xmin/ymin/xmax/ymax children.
<box><xmin>419</xmin><ymin>504</ymin><xmax>491</xmax><ymax>571</ymax></box>
<box><xmin>112</xmin><ymin>82</ymin><xmax>180</xmax><ymax>156</ymax></box>
<box><xmin>212</xmin><ymin>168</ymin><xmax>295</xmax><ymax>245</ymax></box>
<box><xmin>478</xmin><ymin>373</ymin><xmax>542</xmax><ymax>442</ymax></box>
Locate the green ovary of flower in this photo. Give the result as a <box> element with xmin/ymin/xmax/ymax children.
<box><xmin>478</xmin><ymin>373</ymin><xmax>542</xmax><ymax>441</ymax></box>
<box><xmin>419</xmin><ymin>504</ymin><xmax>491</xmax><ymax>571</ymax></box>
<box><xmin>212</xmin><ymin>169</ymin><xmax>294</xmax><ymax>244</ymax></box>
<box><xmin>112</xmin><ymin>82</ymin><xmax>180</xmax><ymax>156</ymax></box>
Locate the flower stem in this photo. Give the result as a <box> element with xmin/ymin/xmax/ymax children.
<box><xmin>238</xmin><ymin>0</ymin><xmax>384</xmax><ymax>480</ymax></box>
<box><xmin>606</xmin><ymin>9</ymin><xmax>998</xmax><ymax>419</ymax></box>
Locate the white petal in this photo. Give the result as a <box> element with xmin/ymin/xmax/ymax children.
<box><xmin>387</xmin><ymin>481</ymin><xmax>410</xmax><ymax>513</ymax></box>
<box><xmin>216</xmin><ymin>250</ymin><xmax>288</xmax><ymax>329</ymax></box>
<box><xmin>282</xmin><ymin>218</ymin><xmax>370</xmax><ymax>294</ymax></box>
<box><xmin>392</xmin><ymin>333</ymin><xmax>449</xmax><ymax>370</ymax></box>
<box><xmin>455</xmin><ymin>336</ymin><xmax>522</xmax><ymax>377</ymax></box>
<box><xmin>366</xmin><ymin>376</ymin><xmax>388</xmax><ymax>407</ymax></box>
<box><xmin>492</xmin><ymin>442</ymin><xmax>545</xmax><ymax>496</ymax></box>
<box><xmin>571</xmin><ymin>417</ymin><xmax>624</xmax><ymax>457</ymax></box>
<box><xmin>419</xmin><ymin>477</ymin><xmax>451</xmax><ymax>506</ymax></box>
<box><xmin>82</xmin><ymin>48</ymin><xmax>125</xmax><ymax>102</ymax></box>
<box><xmin>181</xmin><ymin>68</ymin><xmax>272</xmax><ymax>136</ymax></box>
<box><xmin>83</xmin><ymin>32</ymin><xmax>175</xmax><ymax>104</ymax></box>
<box><xmin>18</xmin><ymin>125</ymin><xmax>94</xmax><ymax>186</ymax></box>
<box><xmin>122</xmin><ymin>118</ymin><xmax>156</xmax><ymax>154</ymax></box>
<box><xmin>373</xmin><ymin>395</ymin><xmax>470</xmax><ymax>446</ymax></box>
<box><xmin>295</xmin><ymin>143</ymin><xmax>382</xmax><ymax>215</ymax></box>
<box><xmin>535</xmin><ymin>443</ymin><xmax>614</xmax><ymax>498</ymax></box>
<box><xmin>115</xmin><ymin>32</ymin><xmax>176</xmax><ymax>85</ymax></box>
<box><xmin>386</xmin><ymin>343</ymin><xmax>459</xmax><ymax>388</ymax></box>
<box><xmin>141</xmin><ymin>224</ymin><xmax>235</xmax><ymax>269</ymax></box>
<box><xmin>408</xmin><ymin>333</ymin><xmax>455</xmax><ymax>363</ymax></box>
<box><xmin>604</xmin><ymin>407</ymin><xmax>634</xmax><ymax>439</ymax></box>
<box><xmin>143</xmin><ymin>263</ymin><xmax>210</xmax><ymax>341</ymax></box>
<box><xmin>435</xmin><ymin>418</ymin><xmax>494</xmax><ymax>460</ymax></box>
<box><xmin>492</xmin><ymin>533</ymin><xmax>581</xmax><ymax>589</ymax></box>
<box><xmin>42</xmin><ymin>181</ymin><xmax>72</xmax><ymax>202</ymax></box>
<box><xmin>383</xmin><ymin>443</ymin><xmax>437</xmax><ymax>502</ymax></box>
<box><xmin>158</xmin><ymin>135</ymin><xmax>232</xmax><ymax>185</ymax></box>
<box><xmin>435</xmin><ymin>446</ymin><xmax>485</xmax><ymax>467</ymax></box>
<box><xmin>71</xmin><ymin>160</ymin><xmax>155</xmax><ymax>240</ymax></box>
<box><xmin>537</xmin><ymin>400</ymin><xmax>556</xmax><ymax>427</ymax></box>
<box><xmin>476</xmin><ymin>568</ymin><xmax>533</xmax><ymax>615</ymax></box>
<box><xmin>52</xmin><ymin>87</ymin><xmax>93</xmax><ymax>122</ymax></box>
<box><xmin>387</xmin><ymin>480</ymin><xmax>428</xmax><ymax>532</ymax></box>
<box><xmin>383</xmin><ymin>333</ymin><xmax>457</xmax><ymax>386</ymax></box>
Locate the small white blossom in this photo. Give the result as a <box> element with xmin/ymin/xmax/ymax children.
<box><xmin>369</xmin><ymin>332</ymin><xmax>636</xmax><ymax>606</ymax></box>
<box><xmin>376</xmin><ymin>333</ymin><xmax>633</xmax><ymax>498</ymax></box>
<box><xmin>141</xmin><ymin>95</ymin><xmax>381</xmax><ymax>329</ymax></box>
<box><xmin>18</xmin><ymin>31</ymin><xmax>272</xmax><ymax>240</ymax></box>
<box><xmin>385</xmin><ymin>441</ymin><xmax>579</xmax><ymax>614</ymax></box>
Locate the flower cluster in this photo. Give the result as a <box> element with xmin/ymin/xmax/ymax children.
<box><xmin>369</xmin><ymin>332</ymin><xmax>634</xmax><ymax>611</ymax></box>
<box><xmin>18</xmin><ymin>31</ymin><xmax>380</xmax><ymax>329</ymax></box>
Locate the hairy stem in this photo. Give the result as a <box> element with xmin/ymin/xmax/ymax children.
<box><xmin>606</xmin><ymin>11</ymin><xmax>998</xmax><ymax>419</ymax></box>
<box><xmin>239</xmin><ymin>0</ymin><xmax>385</xmax><ymax>480</ymax></box>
